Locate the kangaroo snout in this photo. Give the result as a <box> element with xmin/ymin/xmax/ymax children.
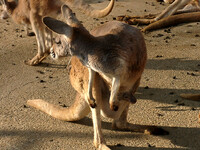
<box><xmin>50</xmin><ymin>47</ymin><xmax>57</xmax><ymax>59</ymax></box>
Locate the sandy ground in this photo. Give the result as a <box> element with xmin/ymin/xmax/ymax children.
<box><xmin>0</xmin><ymin>0</ymin><xmax>200</xmax><ymax>149</ymax></box>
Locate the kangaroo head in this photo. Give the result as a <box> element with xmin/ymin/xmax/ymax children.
<box><xmin>43</xmin><ymin>16</ymin><xmax>72</xmax><ymax>59</ymax></box>
<box><xmin>43</xmin><ymin>5</ymin><xmax>84</xmax><ymax>59</ymax></box>
<box><xmin>44</xmin><ymin>5</ymin><xmax>92</xmax><ymax>60</ymax></box>
<box><xmin>43</xmin><ymin>5</ymin><xmax>78</xmax><ymax>59</ymax></box>
<box><xmin>50</xmin><ymin>35</ymin><xmax>71</xmax><ymax>59</ymax></box>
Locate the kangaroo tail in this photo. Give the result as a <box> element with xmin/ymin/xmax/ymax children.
<box><xmin>27</xmin><ymin>93</ymin><xmax>90</xmax><ymax>121</ymax></box>
<box><xmin>180</xmin><ymin>93</ymin><xmax>200</xmax><ymax>101</ymax></box>
<box><xmin>142</xmin><ymin>12</ymin><xmax>200</xmax><ymax>32</ymax></box>
<box><xmin>72</xmin><ymin>0</ymin><xmax>115</xmax><ymax>18</ymax></box>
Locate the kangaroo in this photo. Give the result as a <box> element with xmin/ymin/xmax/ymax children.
<box><xmin>146</xmin><ymin>0</ymin><xmax>200</xmax><ymax>23</ymax></box>
<box><xmin>27</xmin><ymin>5</ymin><xmax>168</xmax><ymax>150</ymax></box>
<box><xmin>2</xmin><ymin>0</ymin><xmax>115</xmax><ymax>65</ymax></box>
<box><xmin>43</xmin><ymin>5</ymin><xmax>145</xmax><ymax>111</ymax></box>
<box><xmin>117</xmin><ymin>0</ymin><xmax>200</xmax><ymax>32</ymax></box>
<box><xmin>154</xmin><ymin>0</ymin><xmax>200</xmax><ymax>21</ymax></box>
<box><xmin>141</xmin><ymin>0</ymin><xmax>200</xmax><ymax>32</ymax></box>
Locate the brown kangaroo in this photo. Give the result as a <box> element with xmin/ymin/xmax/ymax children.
<box><xmin>27</xmin><ymin>5</ymin><xmax>168</xmax><ymax>150</ymax></box>
<box><xmin>141</xmin><ymin>0</ymin><xmax>200</xmax><ymax>32</ymax></box>
<box><xmin>154</xmin><ymin>0</ymin><xmax>200</xmax><ymax>22</ymax></box>
<box><xmin>1</xmin><ymin>0</ymin><xmax>115</xmax><ymax>65</ymax></box>
<box><xmin>44</xmin><ymin>5</ymin><xmax>144</xmax><ymax>111</ymax></box>
<box><xmin>117</xmin><ymin>0</ymin><xmax>200</xmax><ymax>32</ymax></box>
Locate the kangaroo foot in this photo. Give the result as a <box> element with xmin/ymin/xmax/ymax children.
<box><xmin>88</xmin><ymin>97</ymin><xmax>97</xmax><ymax>108</ymax></box>
<box><xmin>24</xmin><ymin>56</ymin><xmax>40</xmax><ymax>66</ymax></box>
<box><xmin>24</xmin><ymin>53</ymin><xmax>49</xmax><ymax>66</ymax></box>
<box><xmin>112</xmin><ymin>121</ymin><xmax>169</xmax><ymax>135</ymax></box>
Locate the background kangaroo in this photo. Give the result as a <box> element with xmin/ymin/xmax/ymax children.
<box><xmin>141</xmin><ymin>0</ymin><xmax>200</xmax><ymax>32</ymax></box>
<box><xmin>154</xmin><ymin>0</ymin><xmax>200</xmax><ymax>22</ymax></box>
<box><xmin>1</xmin><ymin>0</ymin><xmax>115</xmax><ymax>65</ymax></box>
<box><xmin>27</xmin><ymin>5</ymin><xmax>168</xmax><ymax>150</ymax></box>
<box><xmin>117</xmin><ymin>0</ymin><xmax>200</xmax><ymax>32</ymax></box>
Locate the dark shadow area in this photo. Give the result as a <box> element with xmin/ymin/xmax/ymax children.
<box><xmin>109</xmin><ymin>146</ymin><xmax>184</xmax><ymax>150</ymax></box>
<box><xmin>84</xmin><ymin>0</ymin><xmax>109</xmax><ymax>4</ymax></box>
<box><xmin>36</xmin><ymin>62</ymin><xmax>68</xmax><ymax>69</ymax></box>
<box><xmin>0</xmin><ymin>124</ymin><xmax>199</xmax><ymax>150</ymax></box>
<box><xmin>136</xmin><ymin>87</ymin><xmax>200</xmax><ymax>108</ymax></box>
<box><xmin>146</xmin><ymin>58</ymin><xmax>200</xmax><ymax>71</ymax></box>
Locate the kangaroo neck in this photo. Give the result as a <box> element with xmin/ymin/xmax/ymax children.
<box><xmin>71</xmin><ymin>27</ymin><xmax>100</xmax><ymax>56</ymax></box>
<box><xmin>70</xmin><ymin>27</ymin><xmax>100</xmax><ymax>66</ymax></box>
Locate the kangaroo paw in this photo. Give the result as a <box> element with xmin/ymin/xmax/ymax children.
<box><xmin>24</xmin><ymin>59</ymin><xmax>40</xmax><ymax>66</ymax></box>
<box><xmin>88</xmin><ymin>97</ymin><xmax>97</xmax><ymax>108</ymax></box>
<box><xmin>24</xmin><ymin>53</ymin><xmax>49</xmax><ymax>66</ymax></box>
<box><xmin>24</xmin><ymin>54</ymin><xmax>41</xmax><ymax>66</ymax></box>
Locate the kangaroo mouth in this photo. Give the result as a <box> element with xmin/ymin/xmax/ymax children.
<box><xmin>50</xmin><ymin>47</ymin><xmax>56</xmax><ymax>59</ymax></box>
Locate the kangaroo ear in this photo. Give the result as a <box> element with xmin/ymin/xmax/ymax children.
<box><xmin>61</xmin><ymin>5</ymin><xmax>80</xmax><ymax>26</ymax></box>
<box><xmin>43</xmin><ymin>17</ymin><xmax>73</xmax><ymax>37</ymax></box>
